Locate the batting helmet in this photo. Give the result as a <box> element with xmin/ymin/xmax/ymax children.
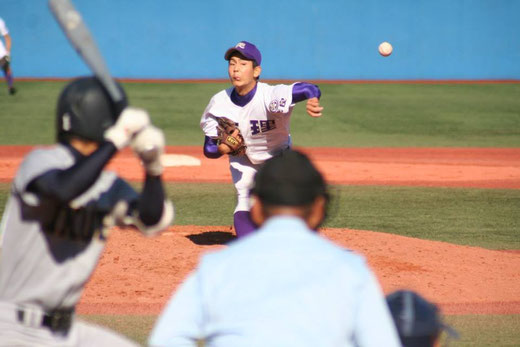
<box><xmin>386</xmin><ymin>290</ymin><xmax>459</xmax><ymax>347</ymax></box>
<box><xmin>56</xmin><ymin>76</ymin><xmax>128</xmax><ymax>143</ymax></box>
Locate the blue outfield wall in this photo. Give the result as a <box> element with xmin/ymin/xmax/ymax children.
<box><xmin>1</xmin><ymin>0</ymin><xmax>519</xmax><ymax>80</ymax></box>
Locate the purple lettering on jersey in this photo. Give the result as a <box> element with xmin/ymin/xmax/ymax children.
<box><xmin>260</xmin><ymin>120</ymin><xmax>276</xmax><ymax>132</ymax></box>
<box><xmin>250</xmin><ymin>120</ymin><xmax>261</xmax><ymax>135</ymax></box>
<box><xmin>250</xmin><ymin>119</ymin><xmax>276</xmax><ymax>135</ymax></box>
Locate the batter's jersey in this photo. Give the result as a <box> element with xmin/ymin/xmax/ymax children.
<box><xmin>0</xmin><ymin>18</ymin><xmax>8</xmax><ymax>58</ymax></box>
<box><xmin>200</xmin><ymin>82</ymin><xmax>295</xmax><ymax>164</ymax></box>
<box><xmin>0</xmin><ymin>144</ymin><xmax>138</xmax><ymax>310</ymax></box>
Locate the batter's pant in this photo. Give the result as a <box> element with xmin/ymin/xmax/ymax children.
<box><xmin>0</xmin><ymin>302</ymin><xmax>139</xmax><ymax>346</ymax></box>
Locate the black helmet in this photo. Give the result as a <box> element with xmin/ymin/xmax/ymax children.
<box><xmin>56</xmin><ymin>76</ymin><xmax>128</xmax><ymax>143</ymax></box>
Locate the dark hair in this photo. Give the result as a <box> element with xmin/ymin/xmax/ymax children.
<box><xmin>250</xmin><ymin>150</ymin><xmax>328</xmax><ymax>207</ymax></box>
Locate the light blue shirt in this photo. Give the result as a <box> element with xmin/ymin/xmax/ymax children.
<box><xmin>149</xmin><ymin>216</ymin><xmax>401</xmax><ymax>347</ymax></box>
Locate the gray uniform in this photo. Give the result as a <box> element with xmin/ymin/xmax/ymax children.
<box><xmin>0</xmin><ymin>144</ymin><xmax>140</xmax><ymax>346</ymax></box>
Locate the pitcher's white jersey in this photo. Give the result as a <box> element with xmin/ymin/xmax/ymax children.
<box><xmin>201</xmin><ymin>82</ymin><xmax>295</xmax><ymax>165</ymax></box>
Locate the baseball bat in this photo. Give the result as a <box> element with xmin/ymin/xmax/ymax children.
<box><xmin>49</xmin><ymin>0</ymin><xmax>126</xmax><ymax>112</ymax></box>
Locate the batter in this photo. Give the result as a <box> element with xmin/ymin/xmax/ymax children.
<box><xmin>0</xmin><ymin>76</ymin><xmax>174</xmax><ymax>345</ymax></box>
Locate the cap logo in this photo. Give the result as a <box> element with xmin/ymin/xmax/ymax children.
<box><xmin>63</xmin><ymin>113</ymin><xmax>71</xmax><ymax>131</ymax></box>
<box><xmin>236</xmin><ymin>42</ymin><xmax>246</xmax><ymax>49</ymax></box>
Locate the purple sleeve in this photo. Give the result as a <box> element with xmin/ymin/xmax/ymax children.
<box><xmin>203</xmin><ymin>136</ymin><xmax>222</xmax><ymax>159</ymax></box>
<box><xmin>292</xmin><ymin>82</ymin><xmax>321</xmax><ymax>103</ymax></box>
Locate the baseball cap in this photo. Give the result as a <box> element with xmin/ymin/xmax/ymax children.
<box><xmin>386</xmin><ymin>290</ymin><xmax>459</xmax><ymax>347</ymax></box>
<box><xmin>250</xmin><ymin>150</ymin><xmax>327</xmax><ymax>206</ymax></box>
<box><xmin>224</xmin><ymin>41</ymin><xmax>262</xmax><ymax>66</ymax></box>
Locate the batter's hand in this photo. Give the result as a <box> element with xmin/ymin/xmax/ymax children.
<box><xmin>131</xmin><ymin>125</ymin><xmax>165</xmax><ymax>176</ymax></box>
<box><xmin>104</xmin><ymin>107</ymin><xmax>150</xmax><ymax>149</ymax></box>
<box><xmin>306</xmin><ymin>97</ymin><xmax>323</xmax><ymax>117</ymax></box>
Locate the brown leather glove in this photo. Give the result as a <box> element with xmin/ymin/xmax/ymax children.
<box><xmin>216</xmin><ymin>117</ymin><xmax>247</xmax><ymax>156</ymax></box>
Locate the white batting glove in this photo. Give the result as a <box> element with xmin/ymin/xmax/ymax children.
<box><xmin>131</xmin><ymin>125</ymin><xmax>165</xmax><ymax>176</ymax></box>
<box><xmin>104</xmin><ymin>107</ymin><xmax>150</xmax><ymax>149</ymax></box>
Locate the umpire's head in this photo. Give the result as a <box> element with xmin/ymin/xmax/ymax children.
<box><xmin>249</xmin><ymin>150</ymin><xmax>329</xmax><ymax>230</ymax></box>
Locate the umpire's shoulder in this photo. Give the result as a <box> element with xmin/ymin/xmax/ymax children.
<box><xmin>340</xmin><ymin>247</ymin><xmax>371</xmax><ymax>272</ymax></box>
<box><xmin>314</xmin><ymin>233</ymin><xmax>372</xmax><ymax>273</ymax></box>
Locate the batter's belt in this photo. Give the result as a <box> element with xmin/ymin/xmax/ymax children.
<box><xmin>0</xmin><ymin>302</ymin><xmax>74</xmax><ymax>334</ymax></box>
<box><xmin>17</xmin><ymin>307</ymin><xmax>74</xmax><ymax>334</ymax></box>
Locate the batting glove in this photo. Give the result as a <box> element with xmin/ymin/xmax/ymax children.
<box><xmin>104</xmin><ymin>107</ymin><xmax>150</xmax><ymax>149</ymax></box>
<box><xmin>131</xmin><ymin>125</ymin><xmax>165</xmax><ymax>176</ymax></box>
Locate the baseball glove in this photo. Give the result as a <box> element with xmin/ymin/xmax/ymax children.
<box><xmin>216</xmin><ymin>117</ymin><xmax>247</xmax><ymax>156</ymax></box>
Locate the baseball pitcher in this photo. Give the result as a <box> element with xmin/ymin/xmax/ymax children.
<box><xmin>200</xmin><ymin>41</ymin><xmax>323</xmax><ymax>238</ymax></box>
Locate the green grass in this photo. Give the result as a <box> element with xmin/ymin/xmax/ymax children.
<box><xmin>2</xmin><ymin>183</ymin><xmax>518</xmax><ymax>249</ymax></box>
<box><xmin>164</xmin><ymin>182</ymin><xmax>237</xmax><ymax>225</ymax></box>
<box><xmin>79</xmin><ymin>314</ymin><xmax>520</xmax><ymax>347</ymax></box>
<box><xmin>0</xmin><ymin>184</ymin><xmax>9</xmax><ymax>215</ymax></box>
<box><xmin>443</xmin><ymin>315</ymin><xmax>520</xmax><ymax>346</ymax></box>
<box><xmin>314</xmin><ymin>83</ymin><xmax>520</xmax><ymax>147</ymax></box>
<box><xmin>0</xmin><ymin>81</ymin><xmax>67</xmax><ymax>144</ymax></box>
<box><xmin>166</xmin><ymin>183</ymin><xmax>520</xmax><ymax>249</ymax></box>
<box><xmin>79</xmin><ymin>314</ymin><xmax>156</xmax><ymax>346</ymax></box>
<box><xmin>1</xmin><ymin>81</ymin><xmax>520</xmax><ymax>146</ymax></box>
<box><xmin>329</xmin><ymin>185</ymin><xmax>520</xmax><ymax>249</ymax></box>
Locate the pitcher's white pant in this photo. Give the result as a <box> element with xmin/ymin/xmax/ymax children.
<box><xmin>229</xmin><ymin>155</ymin><xmax>261</xmax><ymax>213</ymax></box>
<box><xmin>0</xmin><ymin>302</ymin><xmax>138</xmax><ymax>347</ymax></box>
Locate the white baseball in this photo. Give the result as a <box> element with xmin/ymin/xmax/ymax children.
<box><xmin>378</xmin><ymin>42</ymin><xmax>393</xmax><ymax>57</ymax></box>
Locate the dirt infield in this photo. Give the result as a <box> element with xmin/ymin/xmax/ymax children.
<box><xmin>1</xmin><ymin>146</ymin><xmax>519</xmax><ymax>315</ymax></box>
<box><xmin>2</xmin><ymin>146</ymin><xmax>520</xmax><ymax>189</ymax></box>
<box><xmin>76</xmin><ymin>226</ymin><xmax>520</xmax><ymax>316</ymax></box>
